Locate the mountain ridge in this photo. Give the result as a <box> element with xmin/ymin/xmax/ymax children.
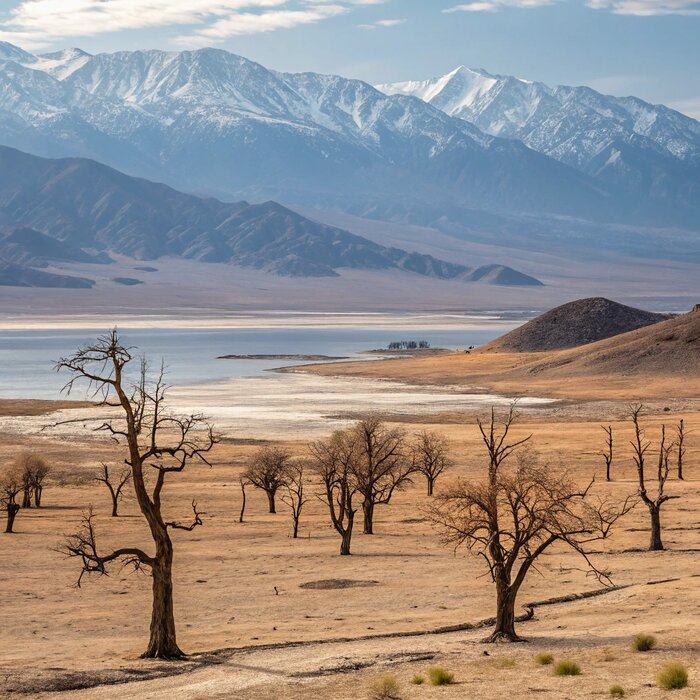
<box><xmin>0</xmin><ymin>145</ymin><xmax>542</xmax><ymax>287</ymax></box>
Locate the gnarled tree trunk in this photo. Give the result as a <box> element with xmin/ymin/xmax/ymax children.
<box><xmin>142</xmin><ymin>541</ymin><xmax>184</xmax><ymax>659</ymax></box>
<box><xmin>362</xmin><ymin>499</ymin><xmax>374</xmax><ymax>535</ymax></box>
<box><xmin>5</xmin><ymin>503</ymin><xmax>20</xmax><ymax>533</ymax></box>
<box><xmin>266</xmin><ymin>490</ymin><xmax>276</xmax><ymax>514</ymax></box>
<box><xmin>649</xmin><ymin>507</ymin><xmax>663</xmax><ymax>551</ymax></box>
<box><xmin>34</xmin><ymin>485</ymin><xmax>43</xmax><ymax>507</ymax></box>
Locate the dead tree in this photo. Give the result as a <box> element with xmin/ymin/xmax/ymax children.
<box><xmin>411</xmin><ymin>430</ymin><xmax>452</xmax><ymax>496</ymax></box>
<box><xmin>13</xmin><ymin>454</ymin><xmax>50</xmax><ymax>508</ymax></box>
<box><xmin>631</xmin><ymin>406</ymin><xmax>678</xmax><ymax>551</ymax></box>
<box><xmin>30</xmin><ymin>459</ymin><xmax>50</xmax><ymax>507</ymax></box>
<box><xmin>95</xmin><ymin>464</ymin><xmax>131</xmax><ymax>517</ymax></box>
<box><xmin>1</xmin><ymin>468</ymin><xmax>22</xmax><ymax>533</ymax></box>
<box><xmin>57</xmin><ymin>330</ymin><xmax>218</xmax><ymax>659</ymax></box>
<box><xmin>676</xmin><ymin>419</ymin><xmax>686</xmax><ymax>480</ymax></box>
<box><xmin>430</xmin><ymin>406</ymin><xmax>633</xmax><ymax>643</ymax></box>
<box><xmin>601</xmin><ymin>425</ymin><xmax>614</xmax><ymax>481</ymax></box>
<box><xmin>238</xmin><ymin>478</ymin><xmax>248</xmax><ymax>523</ymax></box>
<box><xmin>350</xmin><ymin>416</ymin><xmax>412</xmax><ymax>534</ymax></box>
<box><xmin>310</xmin><ymin>431</ymin><xmax>358</xmax><ymax>555</ymax></box>
<box><xmin>243</xmin><ymin>446</ymin><xmax>291</xmax><ymax>514</ymax></box>
<box><xmin>280</xmin><ymin>460</ymin><xmax>309</xmax><ymax>538</ymax></box>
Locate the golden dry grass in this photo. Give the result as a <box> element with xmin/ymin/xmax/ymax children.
<box><xmin>1</xmin><ymin>393</ymin><xmax>699</xmax><ymax>697</ymax></box>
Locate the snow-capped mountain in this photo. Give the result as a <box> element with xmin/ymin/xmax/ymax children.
<box><xmin>378</xmin><ymin>67</ymin><xmax>700</xmax><ymax>210</ymax></box>
<box><xmin>0</xmin><ymin>43</ymin><xmax>615</xmax><ymax>224</ymax></box>
<box><xmin>0</xmin><ymin>43</ymin><xmax>698</xmax><ymax>230</ymax></box>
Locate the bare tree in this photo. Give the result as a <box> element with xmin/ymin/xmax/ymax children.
<box><xmin>280</xmin><ymin>460</ymin><xmax>309</xmax><ymax>538</ymax></box>
<box><xmin>631</xmin><ymin>405</ymin><xmax>678</xmax><ymax>551</ymax></box>
<box><xmin>243</xmin><ymin>446</ymin><xmax>291</xmax><ymax>514</ymax></box>
<box><xmin>676</xmin><ymin>419</ymin><xmax>687</xmax><ymax>480</ymax></box>
<box><xmin>30</xmin><ymin>458</ymin><xmax>50</xmax><ymax>507</ymax></box>
<box><xmin>238</xmin><ymin>477</ymin><xmax>248</xmax><ymax>523</ymax></box>
<box><xmin>310</xmin><ymin>431</ymin><xmax>358</xmax><ymax>555</ymax></box>
<box><xmin>1</xmin><ymin>467</ymin><xmax>22</xmax><ymax>533</ymax></box>
<box><xmin>15</xmin><ymin>455</ymin><xmax>35</xmax><ymax>508</ymax></box>
<box><xmin>56</xmin><ymin>330</ymin><xmax>218</xmax><ymax>659</ymax></box>
<box><xmin>430</xmin><ymin>406</ymin><xmax>634</xmax><ymax>643</ymax></box>
<box><xmin>601</xmin><ymin>425</ymin><xmax>614</xmax><ymax>481</ymax></box>
<box><xmin>411</xmin><ymin>430</ymin><xmax>452</xmax><ymax>496</ymax></box>
<box><xmin>95</xmin><ymin>463</ymin><xmax>131</xmax><ymax>517</ymax></box>
<box><xmin>13</xmin><ymin>454</ymin><xmax>50</xmax><ymax>508</ymax></box>
<box><xmin>350</xmin><ymin>416</ymin><xmax>412</xmax><ymax>534</ymax></box>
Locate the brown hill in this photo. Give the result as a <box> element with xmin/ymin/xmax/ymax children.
<box><xmin>522</xmin><ymin>305</ymin><xmax>700</xmax><ymax>378</ymax></box>
<box><xmin>485</xmin><ymin>297</ymin><xmax>670</xmax><ymax>352</ymax></box>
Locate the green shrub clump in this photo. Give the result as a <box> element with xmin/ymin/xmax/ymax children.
<box><xmin>610</xmin><ymin>684</ymin><xmax>625</xmax><ymax>697</ymax></box>
<box><xmin>427</xmin><ymin>666</ymin><xmax>455</xmax><ymax>686</ymax></box>
<box><xmin>411</xmin><ymin>674</ymin><xmax>425</xmax><ymax>685</ymax></box>
<box><xmin>633</xmin><ymin>634</ymin><xmax>657</xmax><ymax>652</ymax></box>
<box><xmin>657</xmin><ymin>662</ymin><xmax>689</xmax><ymax>690</ymax></box>
<box><xmin>535</xmin><ymin>652</ymin><xmax>554</xmax><ymax>666</ymax></box>
<box><xmin>368</xmin><ymin>674</ymin><xmax>402</xmax><ymax>700</ymax></box>
<box><xmin>553</xmin><ymin>660</ymin><xmax>581</xmax><ymax>677</ymax></box>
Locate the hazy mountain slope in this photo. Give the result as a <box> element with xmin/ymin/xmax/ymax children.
<box><xmin>484</xmin><ymin>297</ymin><xmax>670</xmax><ymax>352</ymax></box>
<box><xmin>0</xmin><ymin>145</ymin><xmax>539</xmax><ymax>283</ymax></box>
<box><xmin>0</xmin><ymin>45</ymin><xmax>615</xmax><ymax>223</ymax></box>
<box><xmin>0</xmin><ymin>260</ymin><xmax>94</xmax><ymax>288</ymax></box>
<box><xmin>378</xmin><ymin>67</ymin><xmax>700</xmax><ymax>218</ymax></box>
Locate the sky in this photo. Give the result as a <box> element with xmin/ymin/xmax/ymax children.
<box><xmin>0</xmin><ymin>0</ymin><xmax>698</xmax><ymax>118</ymax></box>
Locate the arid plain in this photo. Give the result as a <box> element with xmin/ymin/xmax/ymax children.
<box><xmin>1</xmin><ymin>322</ymin><xmax>700</xmax><ymax>699</ymax></box>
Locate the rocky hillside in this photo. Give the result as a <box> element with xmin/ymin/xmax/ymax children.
<box><xmin>485</xmin><ymin>297</ymin><xmax>669</xmax><ymax>352</ymax></box>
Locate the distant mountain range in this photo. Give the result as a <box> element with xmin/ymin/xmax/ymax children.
<box><xmin>378</xmin><ymin>66</ymin><xmax>700</xmax><ymax>220</ymax></box>
<box><xmin>0</xmin><ymin>146</ymin><xmax>542</xmax><ymax>288</ymax></box>
<box><xmin>0</xmin><ymin>42</ymin><xmax>645</xmax><ymax>224</ymax></box>
<box><xmin>0</xmin><ymin>42</ymin><xmax>699</xmax><ymax>294</ymax></box>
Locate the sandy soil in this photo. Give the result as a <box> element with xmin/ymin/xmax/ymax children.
<box><xmin>1</xmin><ymin>393</ymin><xmax>699</xmax><ymax>698</ymax></box>
<box><xmin>294</xmin><ymin>349</ymin><xmax>700</xmax><ymax>401</ymax></box>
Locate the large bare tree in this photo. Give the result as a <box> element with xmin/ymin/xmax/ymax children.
<box><xmin>310</xmin><ymin>431</ymin><xmax>358</xmax><ymax>555</ymax></box>
<box><xmin>411</xmin><ymin>430</ymin><xmax>452</xmax><ymax>496</ymax></box>
<box><xmin>630</xmin><ymin>405</ymin><xmax>678</xmax><ymax>551</ymax></box>
<box><xmin>243</xmin><ymin>446</ymin><xmax>291</xmax><ymax>514</ymax></box>
<box><xmin>95</xmin><ymin>463</ymin><xmax>131</xmax><ymax>517</ymax></box>
<box><xmin>430</xmin><ymin>406</ymin><xmax>634</xmax><ymax>643</ymax></box>
<box><xmin>57</xmin><ymin>331</ymin><xmax>218</xmax><ymax>659</ymax></box>
<box><xmin>350</xmin><ymin>416</ymin><xmax>412</xmax><ymax>534</ymax></box>
<box><xmin>1</xmin><ymin>467</ymin><xmax>22</xmax><ymax>533</ymax></box>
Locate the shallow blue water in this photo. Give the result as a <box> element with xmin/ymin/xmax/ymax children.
<box><xmin>0</xmin><ymin>324</ymin><xmax>513</xmax><ymax>400</ymax></box>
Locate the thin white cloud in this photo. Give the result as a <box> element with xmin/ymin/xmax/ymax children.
<box><xmin>587</xmin><ymin>0</ymin><xmax>700</xmax><ymax>13</ymax></box>
<box><xmin>445</xmin><ymin>0</ymin><xmax>700</xmax><ymax>12</ymax></box>
<box><xmin>358</xmin><ymin>17</ymin><xmax>407</xmax><ymax>28</ymax></box>
<box><xmin>444</xmin><ymin>0</ymin><xmax>557</xmax><ymax>11</ymax></box>
<box><xmin>0</xmin><ymin>0</ymin><xmax>377</xmax><ymax>48</ymax></box>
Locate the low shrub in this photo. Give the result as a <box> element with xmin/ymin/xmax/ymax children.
<box><xmin>496</xmin><ymin>658</ymin><xmax>516</xmax><ymax>668</ymax></box>
<box><xmin>427</xmin><ymin>666</ymin><xmax>455</xmax><ymax>686</ymax></box>
<box><xmin>657</xmin><ymin>662</ymin><xmax>689</xmax><ymax>690</ymax></box>
<box><xmin>553</xmin><ymin>660</ymin><xmax>581</xmax><ymax>677</ymax></box>
<box><xmin>368</xmin><ymin>674</ymin><xmax>401</xmax><ymax>700</ymax></box>
<box><xmin>610</xmin><ymin>684</ymin><xmax>625</xmax><ymax>697</ymax></box>
<box><xmin>411</xmin><ymin>674</ymin><xmax>425</xmax><ymax>685</ymax></box>
<box><xmin>633</xmin><ymin>634</ymin><xmax>657</xmax><ymax>652</ymax></box>
<box><xmin>535</xmin><ymin>652</ymin><xmax>554</xmax><ymax>666</ymax></box>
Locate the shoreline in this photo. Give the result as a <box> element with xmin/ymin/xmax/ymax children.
<box><xmin>0</xmin><ymin>311</ymin><xmax>525</xmax><ymax>332</ymax></box>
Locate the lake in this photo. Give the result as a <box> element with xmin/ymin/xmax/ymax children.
<box><xmin>0</xmin><ymin>315</ymin><xmax>553</xmax><ymax>438</ymax></box>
